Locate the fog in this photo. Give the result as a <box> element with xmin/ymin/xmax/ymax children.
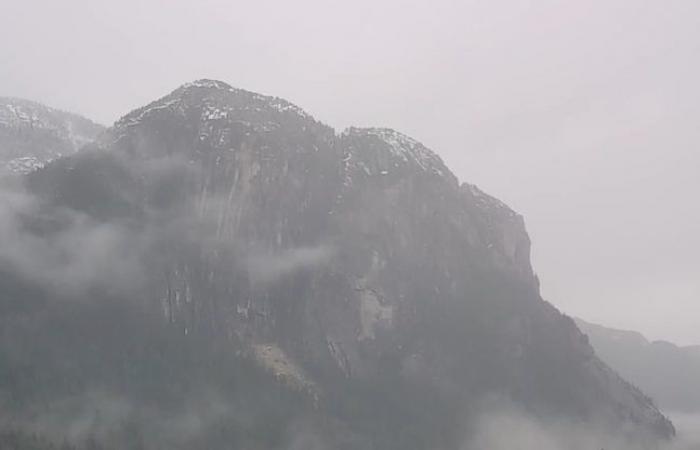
<box><xmin>670</xmin><ymin>413</ymin><xmax>700</xmax><ymax>449</ymax></box>
<box><xmin>467</xmin><ymin>401</ymin><xmax>700</xmax><ymax>450</ymax></box>
<box><xmin>1</xmin><ymin>1</ymin><xmax>700</xmax><ymax>449</ymax></box>
<box><xmin>1</xmin><ymin>0</ymin><xmax>697</xmax><ymax>344</ymax></box>
<box><xmin>0</xmin><ymin>184</ymin><xmax>147</xmax><ymax>295</ymax></box>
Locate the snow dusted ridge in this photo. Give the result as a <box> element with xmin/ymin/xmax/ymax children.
<box><xmin>108</xmin><ymin>80</ymin><xmax>464</xmax><ymax>187</ymax></box>
<box><xmin>104</xmin><ymin>79</ymin><xmax>523</xmax><ymax>220</ymax></box>
<box><xmin>341</xmin><ymin>127</ymin><xmax>458</xmax><ymax>184</ymax></box>
<box><xmin>110</xmin><ymin>79</ymin><xmax>318</xmax><ymax>139</ymax></box>
<box><xmin>5</xmin><ymin>156</ymin><xmax>50</xmax><ymax>174</ymax></box>
<box><xmin>179</xmin><ymin>79</ymin><xmax>313</xmax><ymax>118</ymax></box>
<box><xmin>0</xmin><ymin>97</ymin><xmax>104</xmax><ymax>174</ymax></box>
<box><xmin>463</xmin><ymin>182</ymin><xmax>519</xmax><ymax>219</ymax></box>
<box><xmin>0</xmin><ymin>98</ymin><xmax>60</xmax><ymax>128</ymax></box>
<box><xmin>180</xmin><ymin>79</ymin><xmax>235</xmax><ymax>91</ymax></box>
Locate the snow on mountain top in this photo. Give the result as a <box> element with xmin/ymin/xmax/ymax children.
<box><xmin>4</xmin><ymin>156</ymin><xmax>48</xmax><ymax>174</ymax></box>
<box><xmin>0</xmin><ymin>97</ymin><xmax>103</xmax><ymax>130</ymax></box>
<box><xmin>0</xmin><ymin>97</ymin><xmax>104</xmax><ymax>174</ymax></box>
<box><xmin>463</xmin><ymin>183</ymin><xmax>519</xmax><ymax>219</ymax></box>
<box><xmin>342</xmin><ymin>127</ymin><xmax>456</xmax><ymax>182</ymax></box>
<box><xmin>178</xmin><ymin>79</ymin><xmax>317</xmax><ymax>122</ymax></box>
<box><xmin>0</xmin><ymin>98</ymin><xmax>52</xmax><ymax>127</ymax></box>
<box><xmin>112</xmin><ymin>80</ymin><xmax>318</xmax><ymax>134</ymax></box>
<box><xmin>179</xmin><ymin>79</ymin><xmax>236</xmax><ymax>91</ymax></box>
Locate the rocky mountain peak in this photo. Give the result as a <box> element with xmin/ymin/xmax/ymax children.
<box><xmin>112</xmin><ymin>79</ymin><xmax>318</xmax><ymax>130</ymax></box>
<box><xmin>105</xmin><ymin>80</ymin><xmax>329</xmax><ymax>160</ymax></box>
<box><xmin>178</xmin><ymin>78</ymin><xmax>236</xmax><ymax>91</ymax></box>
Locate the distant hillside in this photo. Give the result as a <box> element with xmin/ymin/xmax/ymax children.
<box><xmin>0</xmin><ymin>97</ymin><xmax>104</xmax><ymax>174</ymax></box>
<box><xmin>576</xmin><ymin>318</ymin><xmax>700</xmax><ymax>413</ymax></box>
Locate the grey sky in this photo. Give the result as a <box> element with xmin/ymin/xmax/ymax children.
<box><xmin>2</xmin><ymin>0</ymin><xmax>698</xmax><ymax>344</ymax></box>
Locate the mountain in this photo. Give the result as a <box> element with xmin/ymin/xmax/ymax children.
<box><xmin>576</xmin><ymin>318</ymin><xmax>700</xmax><ymax>413</ymax></box>
<box><xmin>0</xmin><ymin>80</ymin><xmax>674</xmax><ymax>449</ymax></box>
<box><xmin>0</xmin><ymin>97</ymin><xmax>104</xmax><ymax>174</ymax></box>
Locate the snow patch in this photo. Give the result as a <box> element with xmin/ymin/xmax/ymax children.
<box><xmin>4</xmin><ymin>156</ymin><xmax>47</xmax><ymax>174</ymax></box>
<box><xmin>365</xmin><ymin>128</ymin><xmax>448</xmax><ymax>177</ymax></box>
<box><xmin>341</xmin><ymin>127</ymin><xmax>456</xmax><ymax>184</ymax></box>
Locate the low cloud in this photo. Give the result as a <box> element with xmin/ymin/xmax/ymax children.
<box><xmin>0</xmin><ymin>186</ymin><xmax>146</xmax><ymax>296</ymax></box>
<box><xmin>13</xmin><ymin>388</ymin><xmax>254</xmax><ymax>448</ymax></box>
<box><xmin>246</xmin><ymin>244</ymin><xmax>335</xmax><ymax>284</ymax></box>
<box><xmin>464</xmin><ymin>398</ymin><xmax>700</xmax><ymax>450</ymax></box>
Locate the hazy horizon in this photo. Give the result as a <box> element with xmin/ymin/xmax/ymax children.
<box><xmin>2</xmin><ymin>0</ymin><xmax>698</xmax><ymax>345</ymax></box>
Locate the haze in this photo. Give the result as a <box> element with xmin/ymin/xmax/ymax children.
<box><xmin>1</xmin><ymin>0</ymin><xmax>698</xmax><ymax>344</ymax></box>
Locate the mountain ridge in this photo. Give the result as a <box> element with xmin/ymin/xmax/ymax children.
<box><xmin>0</xmin><ymin>79</ymin><xmax>676</xmax><ymax>448</ymax></box>
<box><xmin>0</xmin><ymin>97</ymin><xmax>104</xmax><ymax>174</ymax></box>
<box><xmin>97</xmin><ymin>80</ymin><xmax>675</xmax><ymax>438</ymax></box>
<box><xmin>576</xmin><ymin>317</ymin><xmax>700</xmax><ymax>413</ymax></box>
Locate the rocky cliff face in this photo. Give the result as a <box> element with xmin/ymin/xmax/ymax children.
<box><xmin>0</xmin><ymin>97</ymin><xmax>104</xmax><ymax>174</ymax></box>
<box><xmin>6</xmin><ymin>80</ymin><xmax>674</xmax><ymax>448</ymax></box>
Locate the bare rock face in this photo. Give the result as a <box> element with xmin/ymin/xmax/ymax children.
<box><xmin>0</xmin><ymin>97</ymin><xmax>104</xmax><ymax>174</ymax></box>
<box><xmin>22</xmin><ymin>80</ymin><xmax>674</xmax><ymax>446</ymax></box>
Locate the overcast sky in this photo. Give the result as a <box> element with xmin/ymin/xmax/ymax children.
<box><xmin>1</xmin><ymin>0</ymin><xmax>698</xmax><ymax>344</ymax></box>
